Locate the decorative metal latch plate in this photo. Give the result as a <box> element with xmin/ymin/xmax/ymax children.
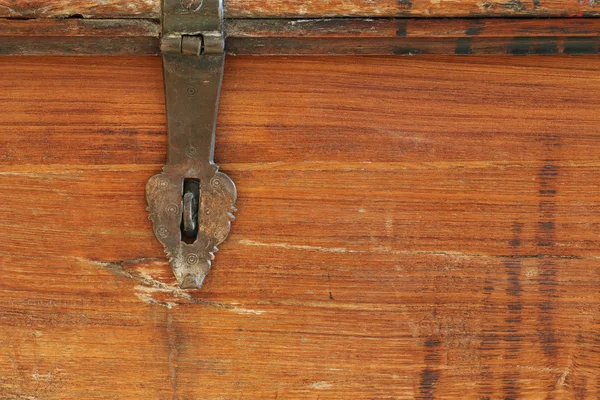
<box><xmin>145</xmin><ymin>0</ymin><xmax>236</xmax><ymax>289</ymax></box>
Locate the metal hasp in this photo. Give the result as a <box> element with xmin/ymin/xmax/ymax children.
<box><xmin>145</xmin><ymin>0</ymin><xmax>236</xmax><ymax>289</ymax></box>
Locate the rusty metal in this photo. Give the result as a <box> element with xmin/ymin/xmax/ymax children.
<box><xmin>146</xmin><ymin>0</ymin><xmax>236</xmax><ymax>289</ymax></box>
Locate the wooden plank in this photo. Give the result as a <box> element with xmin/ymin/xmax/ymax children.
<box><xmin>1</xmin><ymin>55</ymin><xmax>600</xmax><ymax>398</ymax></box>
<box><xmin>0</xmin><ymin>19</ymin><xmax>160</xmax><ymax>56</ymax></box>
<box><xmin>0</xmin><ymin>18</ymin><xmax>160</xmax><ymax>37</ymax></box>
<box><xmin>226</xmin><ymin>37</ymin><xmax>600</xmax><ymax>55</ymax></box>
<box><xmin>0</xmin><ymin>0</ymin><xmax>159</xmax><ymax>18</ymax></box>
<box><xmin>1</xmin><ymin>0</ymin><xmax>598</xmax><ymax>18</ymax></box>
<box><xmin>0</xmin><ymin>36</ymin><xmax>160</xmax><ymax>56</ymax></box>
<box><xmin>225</xmin><ymin>18</ymin><xmax>600</xmax><ymax>38</ymax></box>
<box><xmin>1</xmin><ymin>18</ymin><xmax>599</xmax><ymax>56</ymax></box>
<box><xmin>225</xmin><ymin>18</ymin><xmax>600</xmax><ymax>55</ymax></box>
<box><xmin>224</xmin><ymin>0</ymin><xmax>600</xmax><ymax>17</ymax></box>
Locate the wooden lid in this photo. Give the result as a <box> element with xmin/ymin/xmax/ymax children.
<box><xmin>2</xmin><ymin>0</ymin><xmax>597</xmax><ymax>19</ymax></box>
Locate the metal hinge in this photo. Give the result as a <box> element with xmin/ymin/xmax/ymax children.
<box><xmin>160</xmin><ymin>32</ymin><xmax>224</xmax><ymax>56</ymax></box>
<box><xmin>145</xmin><ymin>0</ymin><xmax>236</xmax><ymax>289</ymax></box>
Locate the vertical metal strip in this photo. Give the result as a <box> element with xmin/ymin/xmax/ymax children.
<box><xmin>145</xmin><ymin>0</ymin><xmax>236</xmax><ymax>289</ymax></box>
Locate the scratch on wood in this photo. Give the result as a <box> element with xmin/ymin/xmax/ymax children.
<box><xmin>311</xmin><ymin>381</ymin><xmax>333</xmax><ymax>390</ymax></box>
<box><xmin>239</xmin><ymin>239</ymin><xmax>481</xmax><ymax>257</ymax></box>
<box><xmin>237</xmin><ymin>240</ymin><xmax>592</xmax><ymax>262</ymax></box>
<box><xmin>0</xmin><ymin>3</ymin><xmax>18</xmax><ymax>16</ymax></box>
<box><xmin>227</xmin><ymin>306</ymin><xmax>266</xmax><ymax>315</ymax></box>
<box><xmin>557</xmin><ymin>366</ymin><xmax>570</xmax><ymax>386</ymax></box>
<box><xmin>238</xmin><ymin>239</ymin><xmax>358</xmax><ymax>253</ymax></box>
<box><xmin>90</xmin><ymin>258</ymin><xmax>266</xmax><ymax>314</ymax></box>
<box><xmin>135</xmin><ymin>291</ymin><xmax>177</xmax><ymax>309</ymax></box>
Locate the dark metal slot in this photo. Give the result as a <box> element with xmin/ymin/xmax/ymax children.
<box><xmin>181</xmin><ymin>178</ymin><xmax>200</xmax><ymax>243</ymax></box>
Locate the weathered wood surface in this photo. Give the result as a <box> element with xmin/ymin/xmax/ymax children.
<box><xmin>1</xmin><ymin>55</ymin><xmax>600</xmax><ymax>398</ymax></box>
<box><xmin>226</xmin><ymin>18</ymin><xmax>600</xmax><ymax>38</ymax></box>
<box><xmin>226</xmin><ymin>37</ymin><xmax>600</xmax><ymax>55</ymax></box>
<box><xmin>2</xmin><ymin>18</ymin><xmax>599</xmax><ymax>56</ymax></box>
<box><xmin>0</xmin><ymin>0</ymin><xmax>160</xmax><ymax>18</ymax></box>
<box><xmin>0</xmin><ymin>0</ymin><xmax>598</xmax><ymax>18</ymax></box>
<box><xmin>0</xmin><ymin>18</ymin><xmax>160</xmax><ymax>37</ymax></box>
<box><xmin>0</xmin><ymin>19</ymin><xmax>161</xmax><ymax>55</ymax></box>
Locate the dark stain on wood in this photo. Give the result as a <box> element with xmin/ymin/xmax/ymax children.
<box><xmin>564</xmin><ymin>38</ymin><xmax>600</xmax><ymax>54</ymax></box>
<box><xmin>396</xmin><ymin>21</ymin><xmax>408</xmax><ymax>37</ymax></box>
<box><xmin>455</xmin><ymin>37</ymin><xmax>473</xmax><ymax>54</ymax></box>
<box><xmin>327</xmin><ymin>272</ymin><xmax>334</xmax><ymax>300</ymax></box>
<box><xmin>536</xmin><ymin>40</ymin><xmax>559</xmax><ymax>55</ymax></box>
<box><xmin>502</xmin><ymin>222</ymin><xmax>523</xmax><ymax>400</ymax></box>
<box><xmin>418</xmin><ymin>337</ymin><xmax>441</xmax><ymax>399</ymax></box>
<box><xmin>478</xmin><ymin>276</ymin><xmax>499</xmax><ymax>398</ymax></box>
<box><xmin>571</xmin><ymin>333</ymin><xmax>588</xmax><ymax>398</ymax></box>
<box><xmin>0</xmin><ymin>36</ymin><xmax>160</xmax><ymax>56</ymax></box>
<box><xmin>509</xmin><ymin>37</ymin><xmax>560</xmax><ymax>55</ymax></box>
<box><xmin>510</xmin><ymin>37</ymin><xmax>535</xmax><ymax>55</ymax></box>
<box><xmin>536</xmin><ymin>135</ymin><xmax>560</xmax><ymax>361</ymax></box>
<box><xmin>465</xmin><ymin>20</ymin><xmax>485</xmax><ymax>36</ymax></box>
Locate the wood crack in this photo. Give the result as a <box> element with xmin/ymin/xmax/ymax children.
<box><xmin>92</xmin><ymin>258</ymin><xmax>266</xmax><ymax>314</ymax></box>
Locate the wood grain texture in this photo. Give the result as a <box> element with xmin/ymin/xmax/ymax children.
<box><xmin>2</xmin><ymin>18</ymin><xmax>599</xmax><ymax>56</ymax></box>
<box><xmin>224</xmin><ymin>18</ymin><xmax>600</xmax><ymax>55</ymax></box>
<box><xmin>1</xmin><ymin>55</ymin><xmax>600</xmax><ymax>398</ymax></box>
<box><xmin>0</xmin><ymin>0</ymin><xmax>159</xmax><ymax>18</ymax></box>
<box><xmin>1</xmin><ymin>0</ymin><xmax>598</xmax><ymax>18</ymax></box>
<box><xmin>225</xmin><ymin>18</ymin><xmax>600</xmax><ymax>38</ymax></box>
<box><xmin>223</xmin><ymin>0</ymin><xmax>600</xmax><ymax>17</ymax></box>
<box><xmin>226</xmin><ymin>37</ymin><xmax>600</xmax><ymax>56</ymax></box>
<box><xmin>0</xmin><ymin>18</ymin><xmax>160</xmax><ymax>37</ymax></box>
<box><xmin>225</xmin><ymin>18</ymin><xmax>600</xmax><ymax>55</ymax></box>
<box><xmin>0</xmin><ymin>18</ymin><xmax>161</xmax><ymax>56</ymax></box>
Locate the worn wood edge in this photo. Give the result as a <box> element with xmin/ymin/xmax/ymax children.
<box><xmin>222</xmin><ymin>0</ymin><xmax>600</xmax><ymax>18</ymax></box>
<box><xmin>226</xmin><ymin>37</ymin><xmax>600</xmax><ymax>55</ymax></box>
<box><xmin>225</xmin><ymin>18</ymin><xmax>600</xmax><ymax>38</ymax></box>
<box><xmin>1</xmin><ymin>17</ymin><xmax>599</xmax><ymax>56</ymax></box>
<box><xmin>0</xmin><ymin>0</ymin><xmax>159</xmax><ymax>19</ymax></box>
<box><xmin>225</xmin><ymin>18</ymin><xmax>600</xmax><ymax>55</ymax></box>
<box><xmin>0</xmin><ymin>37</ymin><xmax>160</xmax><ymax>56</ymax></box>
<box><xmin>0</xmin><ymin>18</ymin><xmax>160</xmax><ymax>37</ymax></box>
<box><xmin>3</xmin><ymin>17</ymin><xmax>598</xmax><ymax>39</ymax></box>
<box><xmin>1</xmin><ymin>0</ymin><xmax>598</xmax><ymax>18</ymax></box>
<box><xmin>0</xmin><ymin>18</ymin><xmax>160</xmax><ymax>55</ymax></box>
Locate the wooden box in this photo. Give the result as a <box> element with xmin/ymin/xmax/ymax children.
<box><xmin>0</xmin><ymin>0</ymin><xmax>599</xmax><ymax>398</ymax></box>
